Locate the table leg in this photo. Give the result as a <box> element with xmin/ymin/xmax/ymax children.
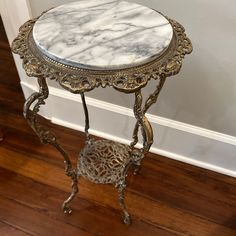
<box><xmin>80</xmin><ymin>93</ymin><xmax>90</xmax><ymax>142</ymax></box>
<box><xmin>118</xmin><ymin>181</ymin><xmax>131</xmax><ymax>225</ymax></box>
<box><xmin>23</xmin><ymin>77</ymin><xmax>78</xmax><ymax>214</ymax></box>
<box><xmin>131</xmin><ymin>76</ymin><xmax>167</xmax><ymax>174</ymax></box>
<box><xmin>116</xmin><ymin>162</ymin><xmax>133</xmax><ymax>225</ymax></box>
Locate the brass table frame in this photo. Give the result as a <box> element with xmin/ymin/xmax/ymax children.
<box><xmin>12</xmin><ymin>12</ymin><xmax>192</xmax><ymax>225</ymax></box>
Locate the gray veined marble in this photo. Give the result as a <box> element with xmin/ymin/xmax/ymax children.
<box><xmin>33</xmin><ymin>0</ymin><xmax>173</xmax><ymax>70</ymax></box>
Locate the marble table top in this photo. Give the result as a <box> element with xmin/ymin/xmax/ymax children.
<box><xmin>33</xmin><ymin>0</ymin><xmax>173</xmax><ymax>70</ymax></box>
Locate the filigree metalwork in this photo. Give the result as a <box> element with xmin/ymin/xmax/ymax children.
<box><xmin>78</xmin><ymin>139</ymin><xmax>135</xmax><ymax>224</ymax></box>
<box><xmin>78</xmin><ymin>140</ymin><xmax>132</xmax><ymax>184</ymax></box>
<box><xmin>12</xmin><ymin>9</ymin><xmax>192</xmax><ymax>226</ymax></box>
<box><xmin>11</xmin><ymin>11</ymin><xmax>192</xmax><ymax>94</ymax></box>
<box><xmin>23</xmin><ymin>76</ymin><xmax>78</xmax><ymax>214</ymax></box>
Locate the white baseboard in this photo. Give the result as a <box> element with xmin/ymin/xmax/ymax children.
<box><xmin>21</xmin><ymin>81</ymin><xmax>236</xmax><ymax>178</ymax></box>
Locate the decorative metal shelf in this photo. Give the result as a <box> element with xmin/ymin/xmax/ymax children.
<box><xmin>78</xmin><ymin>139</ymin><xmax>133</xmax><ymax>185</ymax></box>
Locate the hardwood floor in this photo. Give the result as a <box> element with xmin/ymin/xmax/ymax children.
<box><xmin>0</xmin><ymin>17</ymin><xmax>236</xmax><ymax>236</ymax></box>
<box><xmin>0</xmin><ymin>128</ymin><xmax>3</xmax><ymax>141</ymax></box>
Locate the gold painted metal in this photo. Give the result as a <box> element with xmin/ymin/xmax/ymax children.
<box><xmin>12</xmin><ymin>10</ymin><xmax>192</xmax><ymax>225</ymax></box>
<box><xmin>23</xmin><ymin>76</ymin><xmax>78</xmax><ymax>214</ymax></box>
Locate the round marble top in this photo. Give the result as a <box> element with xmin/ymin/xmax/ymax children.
<box><xmin>33</xmin><ymin>0</ymin><xmax>173</xmax><ymax>70</ymax></box>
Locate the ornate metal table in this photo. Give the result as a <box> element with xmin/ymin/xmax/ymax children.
<box><xmin>12</xmin><ymin>0</ymin><xmax>192</xmax><ymax>225</ymax></box>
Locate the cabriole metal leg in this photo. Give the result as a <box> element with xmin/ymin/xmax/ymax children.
<box><xmin>116</xmin><ymin>163</ymin><xmax>132</xmax><ymax>225</ymax></box>
<box><xmin>80</xmin><ymin>92</ymin><xmax>90</xmax><ymax>142</ymax></box>
<box><xmin>131</xmin><ymin>76</ymin><xmax>167</xmax><ymax>174</ymax></box>
<box><xmin>23</xmin><ymin>77</ymin><xmax>78</xmax><ymax>214</ymax></box>
<box><xmin>117</xmin><ymin>180</ymin><xmax>131</xmax><ymax>225</ymax></box>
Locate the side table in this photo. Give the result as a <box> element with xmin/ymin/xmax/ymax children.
<box><xmin>12</xmin><ymin>0</ymin><xmax>192</xmax><ymax>225</ymax></box>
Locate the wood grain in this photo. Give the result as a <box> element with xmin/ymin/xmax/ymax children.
<box><xmin>0</xmin><ymin>221</ymin><xmax>29</xmax><ymax>236</ymax></box>
<box><xmin>0</xmin><ymin>16</ymin><xmax>236</xmax><ymax>236</ymax></box>
<box><xmin>0</xmin><ymin>127</ymin><xmax>3</xmax><ymax>141</ymax></box>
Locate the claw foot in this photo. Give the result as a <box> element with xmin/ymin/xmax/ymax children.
<box><xmin>62</xmin><ymin>203</ymin><xmax>72</xmax><ymax>215</ymax></box>
<box><xmin>123</xmin><ymin>214</ymin><xmax>131</xmax><ymax>225</ymax></box>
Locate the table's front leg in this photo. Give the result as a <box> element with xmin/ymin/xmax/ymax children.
<box><xmin>23</xmin><ymin>77</ymin><xmax>78</xmax><ymax>214</ymax></box>
<box><xmin>131</xmin><ymin>76</ymin><xmax>167</xmax><ymax>174</ymax></box>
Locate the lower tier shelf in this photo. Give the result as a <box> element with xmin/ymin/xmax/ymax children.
<box><xmin>78</xmin><ymin>139</ymin><xmax>132</xmax><ymax>184</ymax></box>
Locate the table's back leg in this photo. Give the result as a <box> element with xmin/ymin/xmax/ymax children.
<box><xmin>131</xmin><ymin>76</ymin><xmax>167</xmax><ymax>174</ymax></box>
<box><xmin>131</xmin><ymin>90</ymin><xmax>153</xmax><ymax>175</ymax></box>
<box><xmin>23</xmin><ymin>76</ymin><xmax>78</xmax><ymax>214</ymax></box>
<box><xmin>80</xmin><ymin>92</ymin><xmax>91</xmax><ymax>142</ymax></box>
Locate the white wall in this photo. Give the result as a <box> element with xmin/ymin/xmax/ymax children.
<box><xmin>29</xmin><ymin>0</ymin><xmax>236</xmax><ymax>137</ymax></box>
<box><xmin>0</xmin><ymin>0</ymin><xmax>37</xmax><ymax>87</ymax></box>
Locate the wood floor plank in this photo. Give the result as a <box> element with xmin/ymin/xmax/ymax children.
<box><xmin>1</xmin><ymin>123</ymin><xmax>236</xmax><ymax>229</ymax></box>
<box><xmin>0</xmin><ymin>167</ymin><xmax>175</xmax><ymax>236</ymax></box>
<box><xmin>0</xmin><ymin>110</ymin><xmax>85</xmax><ymax>148</ymax></box>
<box><xmin>130</xmin><ymin>158</ymin><xmax>236</xmax><ymax>229</ymax></box>
<box><xmin>0</xmin><ymin>128</ymin><xmax>3</xmax><ymax>141</ymax></box>
<box><xmin>0</xmin><ymin>196</ymin><xmax>93</xmax><ymax>236</ymax></box>
<box><xmin>0</xmin><ymin>146</ymin><xmax>235</xmax><ymax>235</ymax></box>
<box><xmin>0</xmin><ymin>83</ymin><xmax>24</xmax><ymax>105</ymax></box>
<box><xmin>0</xmin><ymin>16</ymin><xmax>8</xmax><ymax>45</ymax></box>
<box><xmin>0</xmin><ymin>221</ymin><xmax>30</xmax><ymax>236</ymax></box>
<box><xmin>2</xmin><ymin>126</ymin><xmax>236</xmax><ymax>230</ymax></box>
<box><xmin>148</xmin><ymin>151</ymin><xmax>236</xmax><ymax>186</ymax></box>
<box><xmin>1</xmin><ymin>126</ymin><xmax>84</xmax><ymax>166</ymax></box>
